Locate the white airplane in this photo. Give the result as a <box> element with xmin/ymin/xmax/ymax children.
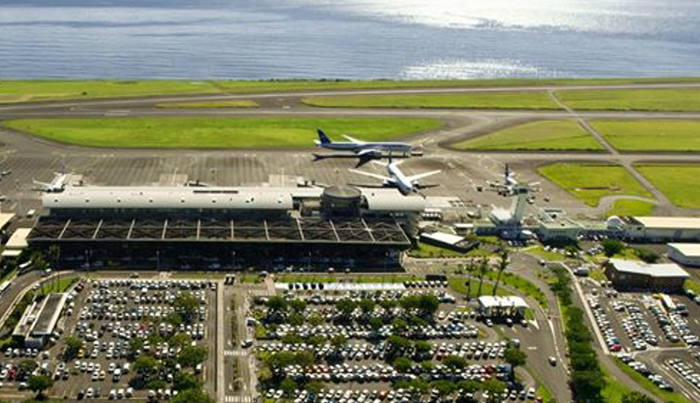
<box><xmin>349</xmin><ymin>158</ymin><xmax>441</xmax><ymax>196</ymax></box>
<box><xmin>314</xmin><ymin>129</ymin><xmax>412</xmax><ymax>159</ymax></box>
<box><xmin>487</xmin><ymin>164</ymin><xmax>539</xmax><ymax>196</ymax></box>
<box><xmin>33</xmin><ymin>172</ymin><xmax>69</xmax><ymax>193</ymax></box>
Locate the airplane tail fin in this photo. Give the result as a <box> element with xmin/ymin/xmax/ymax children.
<box><xmin>316</xmin><ymin>129</ymin><xmax>332</xmax><ymax>146</ymax></box>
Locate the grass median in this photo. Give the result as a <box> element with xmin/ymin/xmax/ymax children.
<box><xmin>558</xmin><ymin>88</ymin><xmax>700</xmax><ymax>111</ymax></box>
<box><xmin>637</xmin><ymin>165</ymin><xmax>700</xmax><ymax>208</ymax></box>
<box><xmin>302</xmin><ymin>91</ymin><xmax>562</xmax><ymax>110</ymax></box>
<box><xmin>537</xmin><ymin>163</ymin><xmax>653</xmax><ymax>207</ymax></box>
<box><xmin>591</xmin><ymin>120</ymin><xmax>700</xmax><ymax>151</ymax></box>
<box><xmin>155</xmin><ymin>100</ymin><xmax>259</xmax><ymax>108</ymax></box>
<box><xmin>453</xmin><ymin>120</ymin><xmax>603</xmax><ymax>151</ymax></box>
<box><xmin>0</xmin><ymin>80</ymin><xmax>220</xmax><ymax>103</ymax></box>
<box><xmin>2</xmin><ymin>117</ymin><xmax>442</xmax><ymax>148</ymax></box>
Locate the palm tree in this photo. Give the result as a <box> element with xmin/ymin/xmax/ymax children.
<box><xmin>475</xmin><ymin>257</ymin><xmax>489</xmax><ymax>297</ymax></box>
<box><xmin>493</xmin><ymin>247</ymin><xmax>509</xmax><ymax>296</ymax></box>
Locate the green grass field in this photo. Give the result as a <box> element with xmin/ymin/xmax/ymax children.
<box><xmin>2</xmin><ymin>117</ymin><xmax>442</xmax><ymax>148</ymax></box>
<box><xmin>606</xmin><ymin>199</ymin><xmax>655</xmax><ymax>216</ymax></box>
<box><xmin>155</xmin><ymin>100</ymin><xmax>259</xmax><ymax>108</ymax></box>
<box><xmin>558</xmin><ymin>88</ymin><xmax>700</xmax><ymax>111</ymax></box>
<box><xmin>448</xmin><ymin>278</ymin><xmax>507</xmax><ymax>298</ymax></box>
<box><xmin>2</xmin><ymin>78</ymin><xmax>700</xmax><ymax>103</ymax></box>
<box><xmin>302</xmin><ymin>91</ymin><xmax>562</xmax><ymax>110</ymax></box>
<box><xmin>453</xmin><ymin>120</ymin><xmax>603</xmax><ymax>151</ymax></box>
<box><xmin>0</xmin><ymin>80</ymin><xmax>220</xmax><ymax>103</ymax></box>
<box><xmin>537</xmin><ymin>163</ymin><xmax>653</xmax><ymax>206</ymax></box>
<box><xmin>591</xmin><ymin>120</ymin><xmax>700</xmax><ymax>151</ymax></box>
<box><xmin>213</xmin><ymin>77</ymin><xmax>700</xmax><ymax>93</ymax></box>
<box><xmin>637</xmin><ymin>165</ymin><xmax>700</xmax><ymax>208</ymax></box>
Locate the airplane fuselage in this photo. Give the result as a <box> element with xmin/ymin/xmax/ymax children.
<box><xmin>318</xmin><ymin>142</ymin><xmax>411</xmax><ymax>154</ymax></box>
<box><xmin>387</xmin><ymin>163</ymin><xmax>414</xmax><ymax>195</ymax></box>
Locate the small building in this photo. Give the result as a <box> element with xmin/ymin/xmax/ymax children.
<box><xmin>2</xmin><ymin>227</ymin><xmax>31</xmax><ymax>259</ymax></box>
<box><xmin>604</xmin><ymin>259</ymin><xmax>689</xmax><ymax>292</ymax></box>
<box><xmin>667</xmin><ymin>243</ymin><xmax>700</xmax><ymax>267</ymax></box>
<box><xmin>419</xmin><ymin>231</ymin><xmax>478</xmax><ymax>253</ymax></box>
<box><xmin>477</xmin><ymin>296</ymin><xmax>529</xmax><ymax>318</ymax></box>
<box><xmin>13</xmin><ymin>293</ymin><xmax>67</xmax><ymax>348</ymax></box>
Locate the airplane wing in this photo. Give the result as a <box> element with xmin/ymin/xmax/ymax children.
<box><xmin>347</xmin><ymin>182</ymin><xmax>386</xmax><ymax>189</ymax></box>
<box><xmin>342</xmin><ymin>135</ymin><xmax>364</xmax><ymax>144</ymax></box>
<box><xmin>406</xmin><ymin>169</ymin><xmax>441</xmax><ymax>182</ymax></box>
<box><xmin>348</xmin><ymin>169</ymin><xmax>391</xmax><ymax>182</ymax></box>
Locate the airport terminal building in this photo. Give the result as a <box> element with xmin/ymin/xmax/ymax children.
<box><xmin>28</xmin><ymin>185</ymin><xmax>425</xmax><ymax>270</ymax></box>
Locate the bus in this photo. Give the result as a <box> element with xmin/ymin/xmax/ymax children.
<box><xmin>0</xmin><ymin>281</ymin><xmax>11</xmax><ymax>295</ymax></box>
<box><xmin>660</xmin><ymin>294</ymin><xmax>677</xmax><ymax>312</ymax></box>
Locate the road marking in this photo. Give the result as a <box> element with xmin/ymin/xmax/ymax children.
<box><xmin>527</xmin><ymin>346</ymin><xmax>538</xmax><ymax>350</ymax></box>
<box><xmin>224</xmin><ymin>350</ymin><xmax>245</xmax><ymax>356</ymax></box>
<box><xmin>225</xmin><ymin>396</ymin><xmax>253</xmax><ymax>403</ymax></box>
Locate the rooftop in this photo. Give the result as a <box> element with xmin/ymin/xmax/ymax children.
<box><xmin>631</xmin><ymin>216</ymin><xmax>700</xmax><ymax>230</ymax></box>
<box><xmin>5</xmin><ymin>228</ymin><xmax>32</xmax><ymax>250</ymax></box>
<box><xmin>668</xmin><ymin>243</ymin><xmax>700</xmax><ymax>257</ymax></box>
<box><xmin>609</xmin><ymin>259</ymin><xmax>690</xmax><ymax>278</ymax></box>
<box><xmin>477</xmin><ymin>295</ymin><xmax>529</xmax><ymax>309</ymax></box>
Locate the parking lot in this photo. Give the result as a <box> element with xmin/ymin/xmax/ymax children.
<box><xmin>580</xmin><ymin>276</ymin><xmax>700</xmax><ymax>399</ymax></box>
<box><xmin>0</xmin><ymin>277</ymin><xmax>216</xmax><ymax>401</ymax></box>
<box><xmin>242</xmin><ymin>278</ymin><xmax>551</xmax><ymax>403</ymax></box>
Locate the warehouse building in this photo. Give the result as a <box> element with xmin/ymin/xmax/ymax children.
<box><xmin>604</xmin><ymin>259</ymin><xmax>690</xmax><ymax>292</ymax></box>
<box><xmin>667</xmin><ymin>243</ymin><xmax>700</xmax><ymax>267</ymax></box>
<box><xmin>624</xmin><ymin>216</ymin><xmax>700</xmax><ymax>242</ymax></box>
<box><xmin>29</xmin><ymin>185</ymin><xmax>425</xmax><ymax>269</ymax></box>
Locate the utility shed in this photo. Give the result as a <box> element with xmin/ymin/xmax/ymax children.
<box><xmin>604</xmin><ymin>259</ymin><xmax>689</xmax><ymax>292</ymax></box>
<box><xmin>668</xmin><ymin>243</ymin><xmax>700</xmax><ymax>267</ymax></box>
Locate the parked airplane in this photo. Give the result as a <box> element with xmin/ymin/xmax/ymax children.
<box><xmin>349</xmin><ymin>158</ymin><xmax>440</xmax><ymax>196</ymax></box>
<box><xmin>314</xmin><ymin>129</ymin><xmax>412</xmax><ymax>157</ymax></box>
<box><xmin>487</xmin><ymin>164</ymin><xmax>539</xmax><ymax>196</ymax></box>
<box><xmin>33</xmin><ymin>172</ymin><xmax>69</xmax><ymax>193</ymax></box>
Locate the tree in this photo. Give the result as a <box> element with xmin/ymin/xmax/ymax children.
<box><xmin>47</xmin><ymin>245</ymin><xmax>61</xmax><ymax>269</ymax></box>
<box><xmin>443</xmin><ymin>355</ymin><xmax>467</xmax><ymax>370</ymax></box>
<box><xmin>63</xmin><ymin>335</ymin><xmax>83</xmax><ymax>359</ymax></box>
<box><xmin>174</xmin><ymin>292</ymin><xmax>199</xmax><ymax>324</ymax></box>
<box><xmin>178</xmin><ymin>345</ymin><xmax>208</xmax><ymax>368</ymax></box>
<box><xmin>330</xmin><ymin>334</ymin><xmax>347</xmax><ymax>349</ymax></box>
<box><xmin>305</xmin><ymin>381</ymin><xmax>324</xmax><ymax>395</ymax></box>
<box><xmin>133</xmin><ymin>355</ymin><xmax>159</xmax><ymax>375</ymax></box>
<box><xmin>336</xmin><ymin>298</ymin><xmax>357</xmax><ymax>315</ymax></box>
<box><xmin>280</xmin><ymin>377</ymin><xmax>297</xmax><ymax>397</ymax></box>
<box><xmin>602</xmin><ymin>239</ymin><xmax>624</xmax><ymax>258</ymax></box>
<box><xmin>359</xmin><ymin>298</ymin><xmax>375</xmax><ymax>313</ymax></box>
<box><xmin>129</xmin><ymin>338</ymin><xmax>144</xmax><ymax>355</ymax></box>
<box><xmin>482</xmin><ymin>379</ymin><xmax>506</xmax><ymax>403</ymax></box>
<box><xmin>392</xmin><ymin>357</ymin><xmax>413</xmax><ymax>372</ymax></box>
<box><xmin>417</xmin><ymin>295</ymin><xmax>439</xmax><ymax>316</ymax></box>
<box><xmin>414</xmin><ymin>340</ymin><xmax>432</xmax><ymax>354</ymax></box>
<box><xmin>634</xmin><ymin>248</ymin><xmax>659</xmax><ymax>264</ymax></box>
<box><xmin>391</xmin><ymin>317</ymin><xmax>408</xmax><ymax>332</ymax></box>
<box><xmin>493</xmin><ymin>247</ymin><xmax>509</xmax><ymax>296</ymax></box>
<box><xmin>267</xmin><ymin>296</ymin><xmax>287</xmax><ymax>312</ymax></box>
<box><xmin>27</xmin><ymin>375</ymin><xmax>53</xmax><ymax>397</ymax></box>
<box><xmin>288</xmin><ymin>312</ymin><xmax>304</xmax><ymax>326</ymax></box>
<box><xmin>476</xmin><ymin>257</ymin><xmax>490</xmax><ymax>297</ymax></box>
<box><xmin>503</xmin><ymin>347</ymin><xmax>527</xmax><ymax>368</ymax></box>
<box><xmin>432</xmin><ymin>379</ymin><xmax>457</xmax><ymax>396</ymax></box>
<box><xmin>172</xmin><ymin>388</ymin><xmax>214</xmax><ymax>403</ymax></box>
<box><xmin>288</xmin><ymin>298</ymin><xmax>306</xmax><ymax>313</ymax></box>
<box><xmin>387</xmin><ymin>335</ymin><xmax>412</xmax><ymax>355</ymax></box>
<box><xmin>169</xmin><ymin>332</ymin><xmax>192</xmax><ymax>349</ymax></box>
<box><xmin>173</xmin><ymin>373</ymin><xmax>201</xmax><ymax>391</ymax></box>
<box><xmin>18</xmin><ymin>359</ymin><xmax>37</xmax><ymax>376</ymax></box>
<box><xmin>165</xmin><ymin>312</ymin><xmax>183</xmax><ymax>327</ymax></box>
<box><xmin>621</xmin><ymin>391</ymin><xmax>655</xmax><ymax>403</ymax></box>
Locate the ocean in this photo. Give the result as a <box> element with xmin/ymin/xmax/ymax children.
<box><xmin>1</xmin><ymin>0</ymin><xmax>699</xmax><ymax>79</ymax></box>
